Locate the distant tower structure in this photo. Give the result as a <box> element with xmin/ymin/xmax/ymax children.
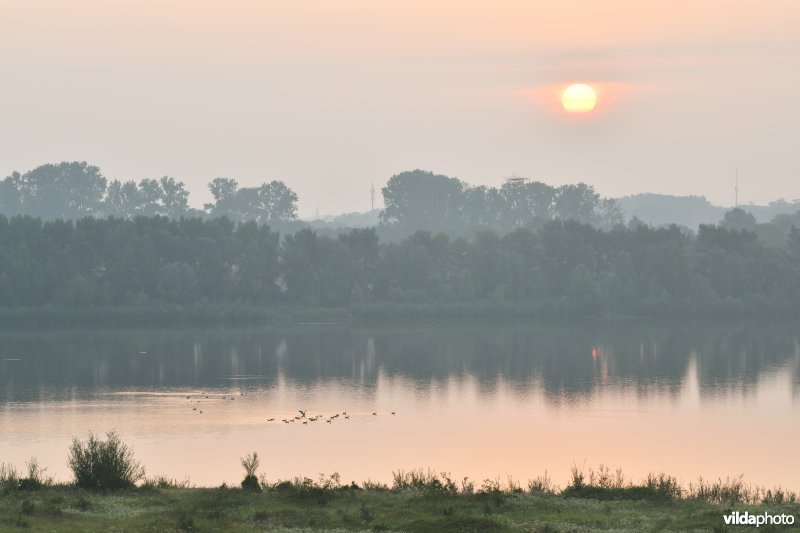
<box><xmin>506</xmin><ymin>176</ymin><xmax>526</xmax><ymax>185</ymax></box>
<box><xmin>735</xmin><ymin>167</ymin><xmax>739</xmax><ymax>207</ymax></box>
<box><xmin>370</xmin><ymin>183</ymin><xmax>375</xmax><ymax>212</ymax></box>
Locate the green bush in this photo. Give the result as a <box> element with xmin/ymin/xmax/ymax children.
<box><xmin>68</xmin><ymin>432</ymin><xmax>145</xmax><ymax>490</ymax></box>
<box><xmin>240</xmin><ymin>451</ymin><xmax>261</xmax><ymax>493</ymax></box>
<box><xmin>18</xmin><ymin>458</ymin><xmax>49</xmax><ymax>490</ymax></box>
<box><xmin>0</xmin><ymin>463</ymin><xmax>19</xmax><ymax>492</ymax></box>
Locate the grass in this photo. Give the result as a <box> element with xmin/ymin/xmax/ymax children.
<box><xmin>1</xmin><ymin>465</ymin><xmax>798</xmax><ymax>531</ymax></box>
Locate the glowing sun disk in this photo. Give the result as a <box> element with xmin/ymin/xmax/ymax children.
<box><xmin>562</xmin><ymin>84</ymin><xmax>597</xmax><ymax>113</ymax></box>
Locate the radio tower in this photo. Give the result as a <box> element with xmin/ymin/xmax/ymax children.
<box><xmin>370</xmin><ymin>183</ymin><xmax>375</xmax><ymax>213</ymax></box>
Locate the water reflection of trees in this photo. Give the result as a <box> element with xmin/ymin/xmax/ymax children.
<box><xmin>0</xmin><ymin>320</ymin><xmax>798</xmax><ymax>403</ymax></box>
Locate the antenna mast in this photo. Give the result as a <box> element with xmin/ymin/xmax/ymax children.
<box><xmin>370</xmin><ymin>183</ymin><xmax>375</xmax><ymax>212</ymax></box>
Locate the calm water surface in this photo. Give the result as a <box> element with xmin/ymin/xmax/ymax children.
<box><xmin>1</xmin><ymin>320</ymin><xmax>798</xmax><ymax>489</ymax></box>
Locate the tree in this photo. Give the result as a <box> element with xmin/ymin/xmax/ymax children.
<box><xmin>338</xmin><ymin>228</ymin><xmax>379</xmax><ymax>301</ymax></box>
<box><xmin>498</xmin><ymin>180</ymin><xmax>555</xmax><ymax>229</ymax></box>
<box><xmin>103</xmin><ymin>180</ymin><xmax>142</xmax><ymax>218</ymax></box>
<box><xmin>156</xmin><ymin>262</ymin><xmax>199</xmax><ymax>303</ymax></box>
<box><xmin>551</xmin><ymin>183</ymin><xmax>622</xmax><ymax>228</ymax></box>
<box><xmin>721</xmin><ymin>208</ymin><xmax>757</xmax><ymax>231</ymax></box>
<box><xmin>0</xmin><ymin>176</ymin><xmax>22</xmax><ymax>216</ymax></box>
<box><xmin>380</xmin><ymin>170</ymin><xmax>465</xmax><ymax>232</ymax></box>
<box><xmin>10</xmin><ymin>162</ymin><xmax>107</xmax><ymax>219</ymax></box>
<box><xmin>379</xmin><ymin>170</ymin><xmax>622</xmax><ymax>234</ymax></box>
<box><xmin>157</xmin><ymin>176</ymin><xmax>190</xmax><ymax>218</ymax></box>
<box><xmin>205</xmin><ymin>178</ymin><xmax>298</xmax><ymax>223</ymax></box>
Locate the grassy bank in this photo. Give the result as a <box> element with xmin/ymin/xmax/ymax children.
<box><xmin>2</xmin><ymin>298</ymin><xmax>799</xmax><ymax>328</ymax></box>
<box><xmin>0</xmin><ymin>303</ymin><xmax>351</xmax><ymax>327</ymax></box>
<box><xmin>2</xmin><ymin>470</ymin><xmax>798</xmax><ymax>532</ymax></box>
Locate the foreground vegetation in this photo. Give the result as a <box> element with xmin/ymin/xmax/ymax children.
<box><xmin>6</xmin><ymin>481</ymin><xmax>800</xmax><ymax>532</ymax></box>
<box><xmin>2</xmin><ymin>438</ymin><xmax>798</xmax><ymax>532</ymax></box>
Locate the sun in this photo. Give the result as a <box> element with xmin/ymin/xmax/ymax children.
<box><xmin>562</xmin><ymin>84</ymin><xmax>597</xmax><ymax>113</ymax></box>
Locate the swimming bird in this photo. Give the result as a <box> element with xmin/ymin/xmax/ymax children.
<box><xmin>372</xmin><ymin>412</ymin><xmax>377</xmax><ymax>416</ymax></box>
<box><xmin>391</xmin><ymin>411</ymin><xmax>396</xmax><ymax>415</ymax></box>
<box><xmin>267</xmin><ymin>418</ymin><xmax>274</xmax><ymax>422</ymax></box>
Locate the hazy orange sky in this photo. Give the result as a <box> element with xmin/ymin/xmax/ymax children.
<box><xmin>1</xmin><ymin>1</ymin><xmax>798</xmax><ymax>216</ymax></box>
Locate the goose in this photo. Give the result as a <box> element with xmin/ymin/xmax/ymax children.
<box><xmin>267</xmin><ymin>418</ymin><xmax>275</xmax><ymax>422</ymax></box>
<box><xmin>298</xmin><ymin>410</ymin><xmax>306</xmax><ymax>418</ymax></box>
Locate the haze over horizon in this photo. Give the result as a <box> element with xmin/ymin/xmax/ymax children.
<box><xmin>2</xmin><ymin>1</ymin><xmax>798</xmax><ymax>217</ymax></box>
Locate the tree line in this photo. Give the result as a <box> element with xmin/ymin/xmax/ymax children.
<box><xmin>1</xmin><ymin>213</ymin><xmax>799</xmax><ymax>315</ymax></box>
<box><xmin>1</xmin><ymin>163</ymin><xmax>623</xmax><ymax>235</ymax></box>
<box><xmin>381</xmin><ymin>170</ymin><xmax>623</xmax><ymax>233</ymax></box>
<box><xmin>0</xmin><ymin>162</ymin><xmax>298</xmax><ymax>223</ymax></box>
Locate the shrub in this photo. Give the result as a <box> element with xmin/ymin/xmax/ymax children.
<box><xmin>0</xmin><ymin>463</ymin><xmax>19</xmax><ymax>492</ymax></box>
<box><xmin>240</xmin><ymin>451</ymin><xmax>261</xmax><ymax>492</ymax></box>
<box><xmin>68</xmin><ymin>432</ymin><xmax>145</xmax><ymax>490</ymax></box>
<box><xmin>528</xmin><ymin>470</ymin><xmax>557</xmax><ymax>494</ymax></box>
<box><xmin>18</xmin><ymin>458</ymin><xmax>49</xmax><ymax>490</ymax></box>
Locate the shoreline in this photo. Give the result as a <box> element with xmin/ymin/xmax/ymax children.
<box><xmin>2</xmin><ymin>302</ymin><xmax>800</xmax><ymax>328</ymax></box>
<box><xmin>2</xmin><ymin>470</ymin><xmax>798</xmax><ymax>531</ymax></box>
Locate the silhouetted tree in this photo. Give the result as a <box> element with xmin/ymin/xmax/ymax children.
<box><xmin>7</xmin><ymin>162</ymin><xmax>106</xmax><ymax>220</ymax></box>
<box><xmin>205</xmin><ymin>178</ymin><xmax>298</xmax><ymax>223</ymax></box>
<box><xmin>721</xmin><ymin>208</ymin><xmax>757</xmax><ymax>231</ymax></box>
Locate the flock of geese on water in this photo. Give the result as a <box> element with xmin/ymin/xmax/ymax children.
<box><xmin>267</xmin><ymin>409</ymin><xmax>396</xmax><ymax>425</ymax></box>
<box><xmin>186</xmin><ymin>392</ymin><xmax>240</xmax><ymax>414</ymax></box>
<box><xmin>184</xmin><ymin>393</ymin><xmax>396</xmax><ymax>422</ymax></box>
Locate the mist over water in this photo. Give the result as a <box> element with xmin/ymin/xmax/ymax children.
<box><xmin>1</xmin><ymin>319</ymin><xmax>798</xmax><ymax>489</ymax></box>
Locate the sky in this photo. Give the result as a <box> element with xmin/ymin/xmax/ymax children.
<box><xmin>1</xmin><ymin>1</ymin><xmax>799</xmax><ymax>217</ymax></box>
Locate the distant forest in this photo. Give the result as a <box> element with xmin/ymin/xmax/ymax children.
<box><xmin>2</xmin><ymin>162</ymin><xmax>800</xmax><ymax>318</ymax></box>
<box><xmin>0</xmin><ymin>162</ymin><xmax>298</xmax><ymax>223</ymax></box>
<box><xmin>2</xmin><ymin>214</ymin><xmax>800</xmax><ymax>316</ymax></box>
<box><xmin>0</xmin><ymin>163</ymin><xmax>623</xmax><ymax>234</ymax></box>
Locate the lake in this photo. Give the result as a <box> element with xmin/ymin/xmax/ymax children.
<box><xmin>1</xmin><ymin>319</ymin><xmax>798</xmax><ymax>490</ymax></box>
